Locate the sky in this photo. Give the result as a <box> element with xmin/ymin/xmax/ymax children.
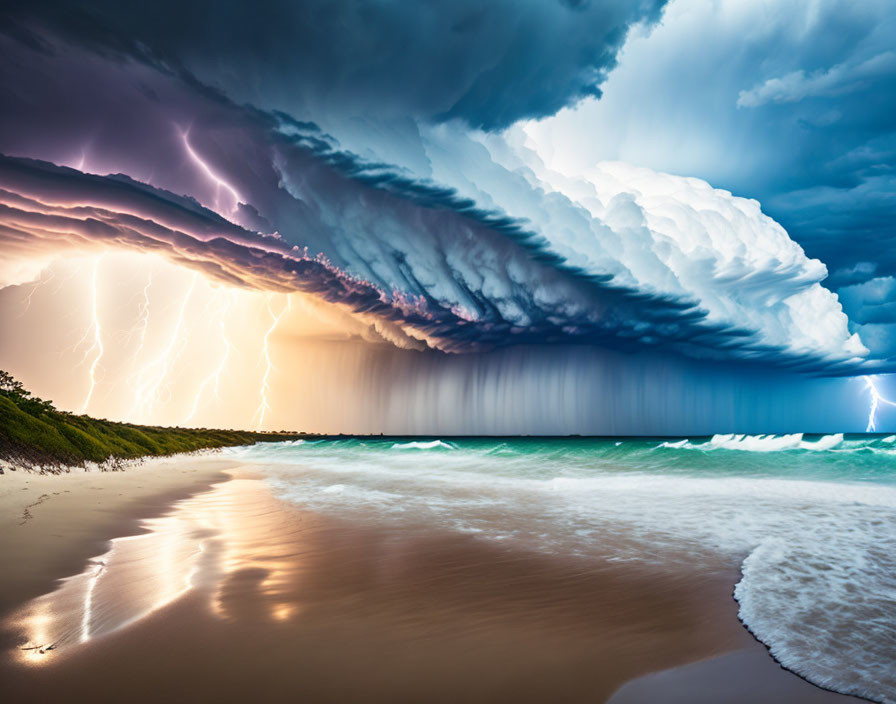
<box><xmin>522</xmin><ymin>0</ymin><xmax>896</xmax><ymax>358</ymax></box>
<box><xmin>0</xmin><ymin>0</ymin><xmax>894</xmax><ymax>433</ymax></box>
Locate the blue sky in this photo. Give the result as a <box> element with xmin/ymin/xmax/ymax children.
<box><xmin>523</xmin><ymin>0</ymin><xmax>896</xmax><ymax>360</ymax></box>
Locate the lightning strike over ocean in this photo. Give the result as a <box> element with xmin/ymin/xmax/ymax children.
<box><xmin>863</xmin><ymin>376</ymin><xmax>896</xmax><ymax>433</ymax></box>
<box><xmin>1</xmin><ymin>3</ymin><xmax>896</xmax><ymax>704</ymax></box>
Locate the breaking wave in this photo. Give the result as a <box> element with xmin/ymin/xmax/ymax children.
<box><xmin>659</xmin><ymin>432</ymin><xmax>846</xmax><ymax>452</ymax></box>
<box><xmin>229</xmin><ymin>436</ymin><xmax>896</xmax><ymax>703</ymax></box>
<box><xmin>390</xmin><ymin>440</ymin><xmax>457</xmax><ymax>451</ymax></box>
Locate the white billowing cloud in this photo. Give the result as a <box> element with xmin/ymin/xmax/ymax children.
<box><xmin>428</xmin><ymin>128</ymin><xmax>869</xmax><ymax>365</ymax></box>
<box><xmin>334</xmin><ymin>117</ymin><xmax>868</xmax><ymax>366</ymax></box>
<box><xmin>737</xmin><ymin>51</ymin><xmax>896</xmax><ymax>108</ymax></box>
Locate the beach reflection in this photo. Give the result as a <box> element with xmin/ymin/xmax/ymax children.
<box><xmin>2</xmin><ymin>457</ymin><xmax>875</xmax><ymax>703</ymax></box>
<box><xmin>11</xmin><ymin>476</ymin><xmax>304</xmax><ymax>663</ymax></box>
<box><xmin>4</xmin><ymin>469</ymin><xmax>781</xmax><ymax>704</ymax></box>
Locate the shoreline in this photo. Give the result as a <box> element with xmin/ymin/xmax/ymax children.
<box><xmin>733</xmin><ymin>599</ymin><xmax>874</xmax><ymax>704</ymax></box>
<box><xmin>5</xmin><ymin>431</ymin><xmax>890</xmax><ymax>474</ymax></box>
<box><xmin>0</xmin><ymin>454</ymin><xmax>238</xmax><ymax>615</ymax></box>
<box><xmin>0</xmin><ymin>456</ymin><xmax>867</xmax><ymax>703</ymax></box>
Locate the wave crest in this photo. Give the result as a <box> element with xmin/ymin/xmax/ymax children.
<box><xmin>390</xmin><ymin>440</ymin><xmax>457</xmax><ymax>451</ymax></box>
<box><xmin>658</xmin><ymin>433</ymin><xmax>845</xmax><ymax>452</ymax></box>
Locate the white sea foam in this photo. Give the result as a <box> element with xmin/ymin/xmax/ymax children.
<box><xmin>657</xmin><ymin>439</ymin><xmax>689</xmax><ymax>449</ymax></box>
<box><xmin>736</xmin><ymin>536</ymin><xmax>896</xmax><ymax>703</ymax></box>
<box><xmin>390</xmin><ymin>440</ymin><xmax>457</xmax><ymax>451</ymax></box>
<box><xmin>240</xmin><ymin>440</ymin><xmax>896</xmax><ymax>703</ymax></box>
<box><xmin>655</xmin><ymin>433</ymin><xmax>846</xmax><ymax>452</ymax></box>
<box><xmin>705</xmin><ymin>432</ymin><xmax>844</xmax><ymax>451</ymax></box>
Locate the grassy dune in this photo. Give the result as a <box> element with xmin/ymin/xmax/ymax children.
<box><xmin>0</xmin><ymin>372</ymin><xmax>301</xmax><ymax>472</ymax></box>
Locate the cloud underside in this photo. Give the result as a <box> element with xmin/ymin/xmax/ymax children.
<box><xmin>0</xmin><ymin>0</ymin><xmax>667</xmax><ymax>130</ymax></box>
<box><xmin>0</xmin><ymin>16</ymin><xmax>876</xmax><ymax>374</ymax></box>
<box><xmin>0</xmin><ymin>147</ymin><xmax>868</xmax><ymax>372</ymax></box>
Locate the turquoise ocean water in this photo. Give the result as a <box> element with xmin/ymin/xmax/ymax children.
<box><xmin>228</xmin><ymin>434</ymin><xmax>896</xmax><ymax>703</ymax></box>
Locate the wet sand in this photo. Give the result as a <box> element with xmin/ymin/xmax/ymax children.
<box><xmin>0</xmin><ymin>455</ymin><xmax>233</xmax><ymax>615</ymax></box>
<box><xmin>0</xmin><ymin>459</ymin><xmax>864</xmax><ymax>703</ymax></box>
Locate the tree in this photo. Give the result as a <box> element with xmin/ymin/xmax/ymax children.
<box><xmin>0</xmin><ymin>370</ymin><xmax>56</xmax><ymax>415</ymax></box>
<box><xmin>0</xmin><ymin>370</ymin><xmax>26</xmax><ymax>397</ymax></box>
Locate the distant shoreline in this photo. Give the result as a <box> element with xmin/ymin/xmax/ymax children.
<box><xmin>3</xmin><ymin>367</ymin><xmax>892</xmax><ymax>474</ymax></box>
<box><xmin>5</xmin><ymin>426</ymin><xmax>894</xmax><ymax>475</ymax></box>
<box><xmin>0</xmin><ymin>385</ymin><xmax>305</xmax><ymax>475</ymax></box>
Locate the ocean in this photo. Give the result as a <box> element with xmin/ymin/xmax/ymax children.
<box><xmin>228</xmin><ymin>434</ymin><xmax>896</xmax><ymax>703</ymax></box>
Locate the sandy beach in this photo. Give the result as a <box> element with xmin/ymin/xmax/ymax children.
<box><xmin>0</xmin><ymin>455</ymin><xmax>865</xmax><ymax>703</ymax></box>
<box><xmin>0</xmin><ymin>455</ymin><xmax>233</xmax><ymax>615</ymax></box>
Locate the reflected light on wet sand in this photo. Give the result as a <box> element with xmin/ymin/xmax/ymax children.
<box><xmin>11</xmin><ymin>475</ymin><xmax>302</xmax><ymax>663</ymax></box>
<box><xmin>0</xmin><ymin>461</ymin><xmax>871</xmax><ymax>703</ymax></box>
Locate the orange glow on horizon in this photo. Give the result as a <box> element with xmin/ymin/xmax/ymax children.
<box><xmin>0</xmin><ymin>250</ymin><xmax>395</xmax><ymax>431</ymax></box>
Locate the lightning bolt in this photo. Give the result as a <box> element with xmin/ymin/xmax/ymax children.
<box><xmin>120</xmin><ymin>267</ymin><xmax>153</xmax><ymax>351</ymax></box>
<box><xmin>54</xmin><ymin>264</ymin><xmax>94</xmax><ymax>361</ymax></box>
<box><xmin>129</xmin><ymin>273</ymin><xmax>198</xmax><ymax>423</ymax></box>
<box><xmin>51</xmin><ymin>265</ymin><xmax>80</xmax><ymax>296</ymax></box>
<box><xmin>864</xmin><ymin>375</ymin><xmax>896</xmax><ymax>432</ymax></box>
<box><xmin>17</xmin><ymin>269</ymin><xmax>56</xmax><ymax>319</ymax></box>
<box><xmin>134</xmin><ymin>268</ymin><xmax>153</xmax><ymax>352</ymax></box>
<box><xmin>212</xmin><ymin>294</ymin><xmax>234</xmax><ymax>403</ymax></box>
<box><xmin>179</xmin><ymin>129</ymin><xmax>242</xmax><ymax>216</ymax></box>
<box><xmin>70</xmin><ymin>140</ymin><xmax>92</xmax><ymax>173</ymax></box>
<box><xmin>123</xmin><ymin>267</ymin><xmax>155</xmax><ymax>396</ymax></box>
<box><xmin>253</xmin><ymin>294</ymin><xmax>291</xmax><ymax>430</ymax></box>
<box><xmin>80</xmin><ymin>258</ymin><xmax>105</xmax><ymax>414</ymax></box>
<box><xmin>184</xmin><ymin>290</ymin><xmax>234</xmax><ymax>424</ymax></box>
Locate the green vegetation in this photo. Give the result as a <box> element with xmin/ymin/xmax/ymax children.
<box><xmin>0</xmin><ymin>370</ymin><xmax>302</xmax><ymax>472</ymax></box>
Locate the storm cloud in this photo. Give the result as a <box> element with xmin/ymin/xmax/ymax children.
<box><xmin>0</xmin><ymin>25</ymin><xmax>872</xmax><ymax>373</ymax></box>
<box><xmin>1</xmin><ymin>0</ymin><xmax>667</xmax><ymax>130</ymax></box>
<box><xmin>1</xmin><ymin>0</ymin><xmax>893</xmax><ymax>413</ymax></box>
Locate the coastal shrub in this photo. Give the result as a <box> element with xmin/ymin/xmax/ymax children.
<box><xmin>0</xmin><ymin>370</ymin><xmax>304</xmax><ymax>471</ymax></box>
<box><xmin>0</xmin><ymin>396</ymin><xmax>79</xmax><ymax>464</ymax></box>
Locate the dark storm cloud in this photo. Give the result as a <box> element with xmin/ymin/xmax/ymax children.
<box><xmin>0</xmin><ymin>0</ymin><xmax>666</xmax><ymax>131</ymax></box>
<box><xmin>0</xmin><ymin>25</ymin><xmax>873</xmax><ymax>372</ymax></box>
